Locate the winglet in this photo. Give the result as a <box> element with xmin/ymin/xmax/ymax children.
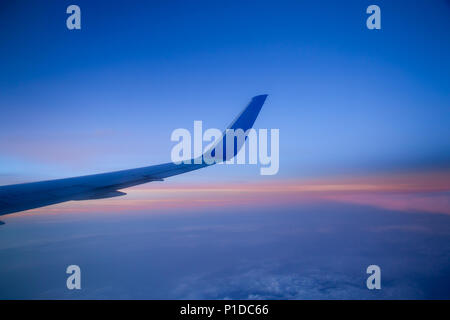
<box><xmin>205</xmin><ymin>94</ymin><xmax>268</xmax><ymax>163</ymax></box>
<box><xmin>227</xmin><ymin>94</ymin><xmax>267</xmax><ymax>132</ymax></box>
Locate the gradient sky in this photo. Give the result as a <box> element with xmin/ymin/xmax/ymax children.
<box><xmin>1</xmin><ymin>0</ymin><xmax>449</xmax><ymax>183</ymax></box>
<box><xmin>0</xmin><ymin>0</ymin><xmax>450</xmax><ymax>299</ymax></box>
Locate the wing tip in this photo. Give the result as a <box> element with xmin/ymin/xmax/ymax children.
<box><xmin>252</xmin><ymin>94</ymin><xmax>268</xmax><ymax>102</ymax></box>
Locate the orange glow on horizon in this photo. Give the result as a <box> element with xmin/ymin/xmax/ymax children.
<box><xmin>12</xmin><ymin>170</ymin><xmax>450</xmax><ymax>217</ymax></box>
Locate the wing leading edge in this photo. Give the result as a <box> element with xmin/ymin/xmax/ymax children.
<box><xmin>0</xmin><ymin>95</ymin><xmax>267</xmax><ymax>217</ymax></box>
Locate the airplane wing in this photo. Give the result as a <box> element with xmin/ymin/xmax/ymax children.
<box><xmin>0</xmin><ymin>95</ymin><xmax>267</xmax><ymax>217</ymax></box>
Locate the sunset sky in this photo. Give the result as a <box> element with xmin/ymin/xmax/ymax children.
<box><xmin>0</xmin><ymin>0</ymin><xmax>449</xmax><ymax>299</ymax></box>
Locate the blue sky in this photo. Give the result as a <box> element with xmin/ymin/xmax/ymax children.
<box><xmin>0</xmin><ymin>0</ymin><xmax>450</xmax><ymax>299</ymax></box>
<box><xmin>1</xmin><ymin>0</ymin><xmax>449</xmax><ymax>182</ymax></box>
